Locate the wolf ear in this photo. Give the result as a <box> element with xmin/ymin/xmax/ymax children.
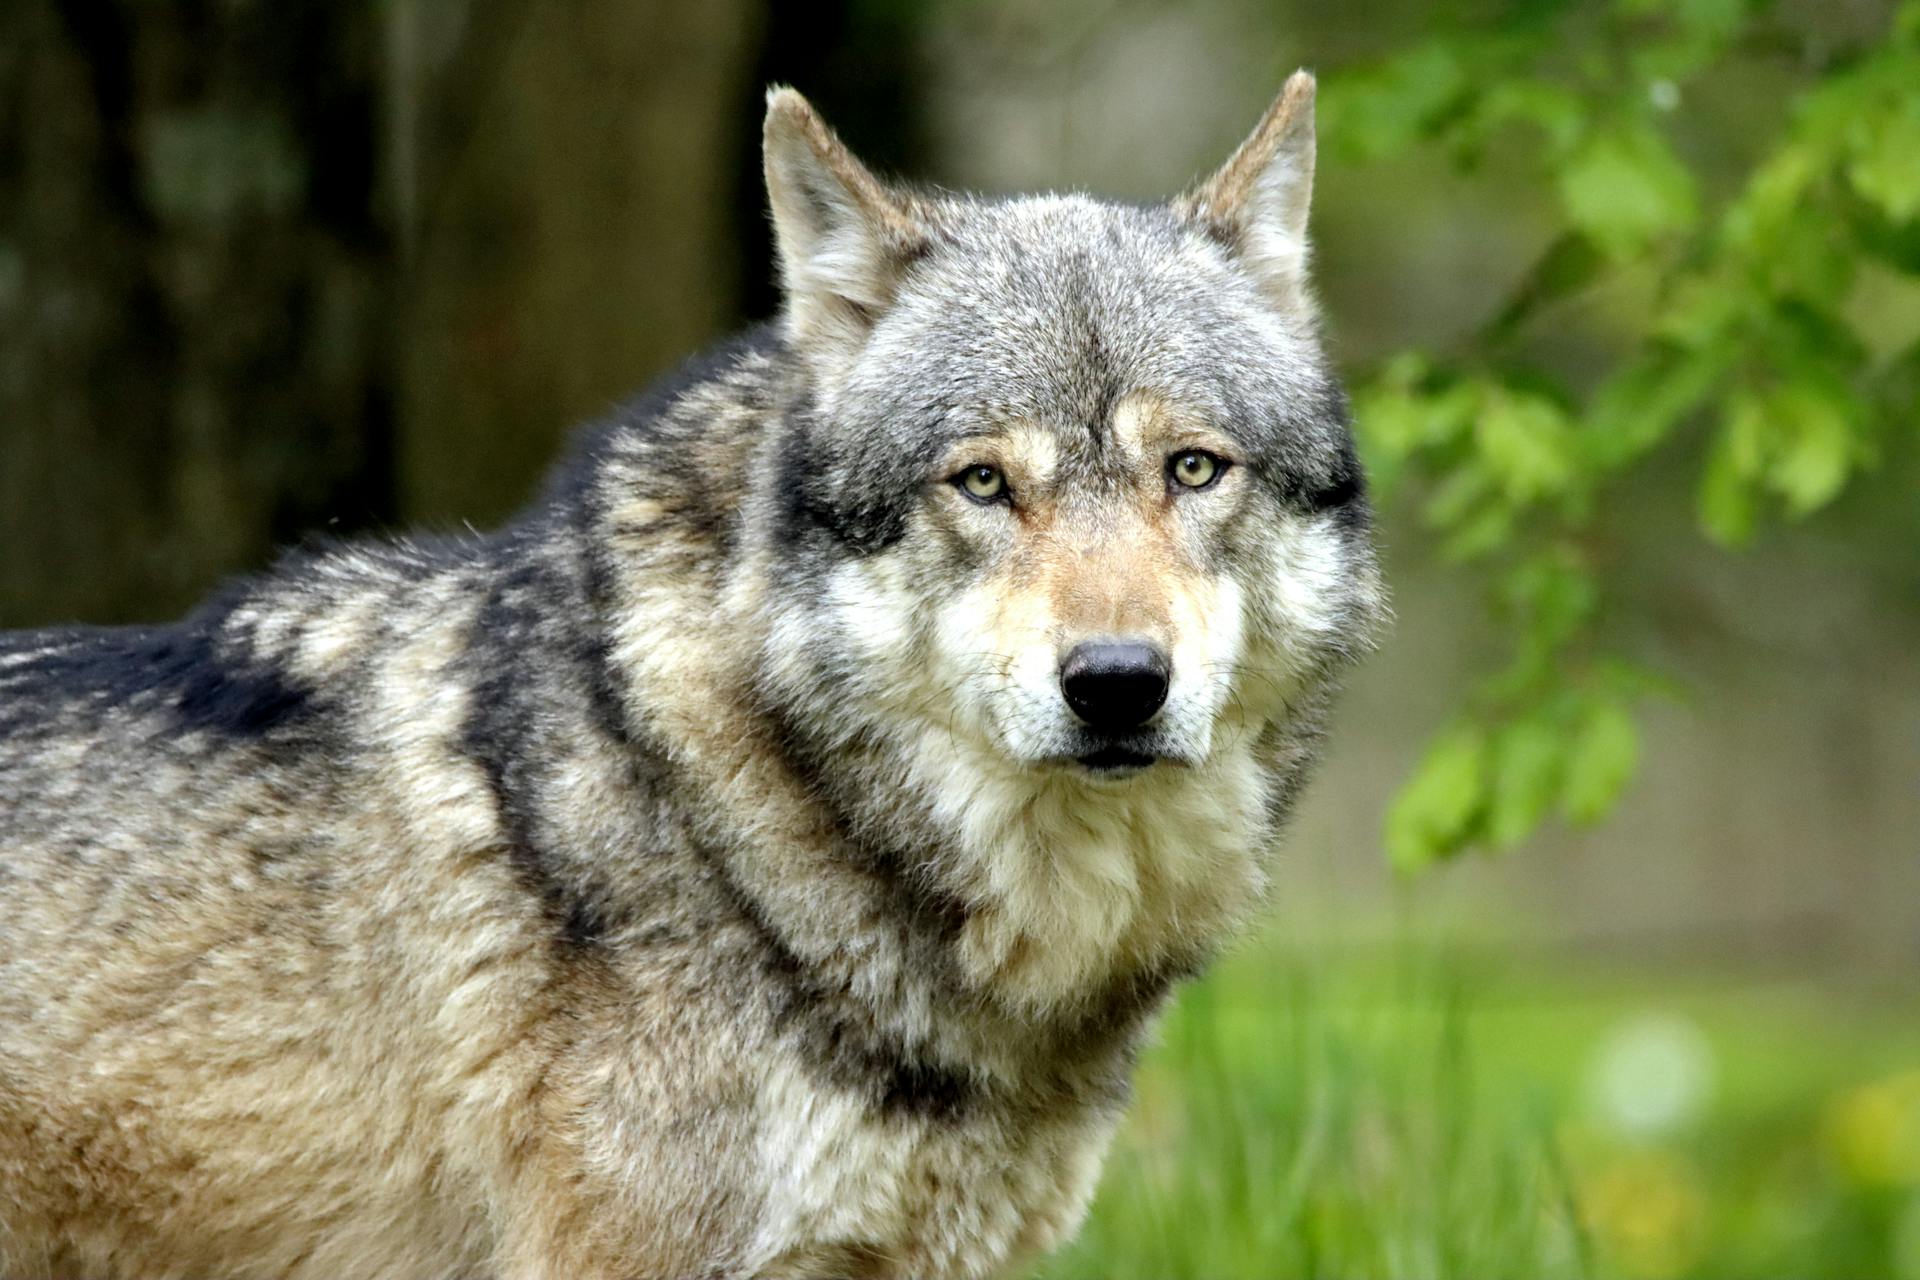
<box><xmin>763</xmin><ymin>87</ymin><xmax>926</xmax><ymax>359</ymax></box>
<box><xmin>1177</xmin><ymin>71</ymin><xmax>1318</xmax><ymax>316</ymax></box>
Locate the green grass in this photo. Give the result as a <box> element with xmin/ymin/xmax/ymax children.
<box><xmin>1043</xmin><ymin>928</ymin><xmax>1920</xmax><ymax>1280</ymax></box>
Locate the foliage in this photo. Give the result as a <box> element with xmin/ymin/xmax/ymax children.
<box><xmin>1044</xmin><ymin>931</ymin><xmax>1920</xmax><ymax>1280</ymax></box>
<box><xmin>1319</xmin><ymin>0</ymin><xmax>1920</xmax><ymax>869</ymax></box>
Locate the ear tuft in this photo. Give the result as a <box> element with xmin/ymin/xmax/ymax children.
<box><xmin>1177</xmin><ymin>70</ymin><xmax>1318</xmax><ymax>315</ymax></box>
<box><xmin>762</xmin><ymin>86</ymin><xmax>925</xmax><ymax>360</ymax></box>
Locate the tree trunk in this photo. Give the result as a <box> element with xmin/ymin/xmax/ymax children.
<box><xmin>0</xmin><ymin>0</ymin><xmax>391</xmax><ymax>627</ymax></box>
<box><xmin>394</xmin><ymin>1</ymin><xmax>763</xmax><ymax>528</ymax></box>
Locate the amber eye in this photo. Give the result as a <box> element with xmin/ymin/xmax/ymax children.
<box><xmin>1170</xmin><ymin>451</ymin><xmax>1223</xmax><ymax>489</ymax></box>
<box><xmin>958</xmin><ymin>464</ymin><xmax>1007</xmax><ymax>502</ymax></box>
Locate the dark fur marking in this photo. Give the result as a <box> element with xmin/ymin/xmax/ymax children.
<box><xmin>1302</xmin><ymin>434</ymin><xmax>1366</xmax><ymax>514</ymax></box>
<box><xmin>772</xmin><ymin>382</ymin><xmax>953</xmax><ymax>561</ymax></box>
<box><xmin>898</xmin><ymin>235</ymin><xmax>933</xmax><ymax>270</ymax></box>
<box><xmin>875</xmin><ymin>1053</ymin><xmax>973</xmax><ymax>1122</ymax></box>
<box><xmin>463</xmin><ymin>703</ymin><xmax>614</xmax><ymax>952</ymax></box>
<box><xmin>570</xmin><ymin>522</ymin><xmax>647</xmax><ymax>756</ymax></box>
<box><xmin>758</xmin><ymin>704</ymin><xmax>972</xmax><ymax>940</ymax></box>
<box><xmin>1327</xmin><ymin>492</ymin><xmax>1372</xmax><ymax>535</ymax></box>
<box><xmin>0</xmin><ymin>615</ymin><xmax>320</xmax><ymax>745</ymax></box>
<box><xmin>772</xmin><ymin>411</ymin><xmax>912</xmax><ymax>557</ymax></box>
<box><xmin>1082</xmin><ymin>324</ymin><xmax>1121</xmax><ymax>449</ymax></box>
<box><xmin>1068</xmin><ymin>964</ymin><xmax>1182</xmax><ymax>1069</ymax></box>
<box><xmin>683</xmin><ymin>833</ymin><xmax>978</xmax><ymax>1124</ymax></box>
<box><xmin>1303</xmin><ymin>468</ymin><xmax>1362</xmax><ymax>513</ymax></box>
<box><xmin>1193</xmin><ymin>214</ymin><xmax>1240</xmax><ymax>253</ymax></box>
<box><xmin>172</xmin><ymin>644</ymin><xmax>313</xmax><ymax>737</ymax></box>
<box><xmin>1248</xmin><ymin>389</ymin><xmax>1369</xmax><ymax>519</ymax></box>
<box><xmin>459</xmin><ymin>551</ymin><xmax>620</xmax><ymax>953</ymax></box>
<box><xmin>771</xmin><ymin>424</ymin><xmax>820</xmax><ymax>550</ymax></box>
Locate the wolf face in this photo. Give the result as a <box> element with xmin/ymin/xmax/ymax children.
<box><xmin>751</xmin><ymin>78</ymin><xmax>1384</xmax><ymax>1009</ymax></box>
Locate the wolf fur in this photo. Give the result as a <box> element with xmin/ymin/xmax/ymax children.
<box><xmin>0</xmin><ymin>74</ymin><xmax>1383</xmax><ymax>1279</ymax></box>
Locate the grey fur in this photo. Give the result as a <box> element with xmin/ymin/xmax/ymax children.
<box><xmin>0</xmin><ymin>77</ymin><xmax>1382</xmax><ymax>1279</ymax></box>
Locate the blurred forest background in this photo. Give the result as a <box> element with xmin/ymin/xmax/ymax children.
<box><xmin>3</xmin><ymin>0</ymin><xmax>1917</xmax><ymax>1276</ymax></box>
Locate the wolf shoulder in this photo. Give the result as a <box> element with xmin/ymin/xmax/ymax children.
<box><xmin>0</xmin><ymin>324</ymin><xmax>781</xmax><ymax>936</ymax></box>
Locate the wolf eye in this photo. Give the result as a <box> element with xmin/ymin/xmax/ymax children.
<box><xmin>1170</xmin><ymin>451</ymin><xmax>1225</xmax><ymax>490</ymax></box>
<box><xmin>956</xmin><ymin>464</ymin><xmax>1008</xmax><ymax>503</ymax></box>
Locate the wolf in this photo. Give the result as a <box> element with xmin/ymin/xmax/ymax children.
<box><xmin>0</xmin><ymin>73</ymin><xmax>1382</xmax><ymax>1279</ymax></box>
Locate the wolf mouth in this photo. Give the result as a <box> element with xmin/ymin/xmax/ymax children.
<box><xmin>1074</xmin><ymin>745</ymin><xmax>1159</xmax><ymax>772</ymax></box>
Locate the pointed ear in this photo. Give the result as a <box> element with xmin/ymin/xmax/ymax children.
<box><xmin>763</xmin><ymin>87</ymin><xmax>926</xmax><ymax>359</ymax></box>
<box><xmin>1176</xmin><ymin>71</ymin><xmax>1318</xmax><ymax>315</ymax></box>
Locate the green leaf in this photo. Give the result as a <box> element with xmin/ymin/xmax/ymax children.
<box><xmin>1501</xmin><ymin>552</ymin><xmax>1600</xmax><ymax>651</ymax></box>
<box><xmin>1487</xmin><ymin>720</ymin><xmax>1566</xmax><ymax>849</ymax></box>
<box><xmin>1586</xmin><ymin>344</ymin><xmax>1726</xmax><ymax>467</ymax></box>
<box><xmin>1847</xmin><ymin>97</ymin><xmax>1920</xmax><ymax>223</ymax></box>
<box><xmin>1469</xmin><ymin>79</ymin><xmax>1587</xmax><ymax>154</ymax></box>
<box><xmin>1558</xmin><ymin>123</ymin><xmax>1699</xmax><ymax>257</ymax></box>
<box><xmin>1324</xmin><ymin>43</ymin><xmax>1471</xmax><ymax>161</ymax></box>
<box><xmin>1352</xmin><ymin>385</ymin><xmax>1425</xmax><ymax>466</ymax></box>
<box><xmin>1476</xmin><ymin>387</ymin><xmax>1575</xmax><ymax>503</ymax></box>
<box><xmin>1764</xmin><ymin>383</ymin><xmax>1859</xmax><ymax>516</ymax></box>
<box><xmin>1724</xmin><ymin>389</ymin><xmax>1771</xmax><ymax>477</ymax></box>
<box><xmin>1621</xmin><ymin>0</ymin><xmax>1756</xmax><ymax>83</ymax></box>
<box><xmin>1357</xmin><ymin>370</ymin><xmax>1482</xmax><ymax>509</ymax></box>
<box><xmin>1723</xmin><ymin>142</ymin><xmax>1820</xmax><ymax>255</ymax></box>
<box><xmin>1658</xmin><ymin>271</ymin><xmax>1746</xmax><ymax>348</ymax></box>
<box><xmin>1422</xmin><ymin>462</ymin><xmax>1496</xmax><ymax>532</ymax></box>
<box><xmin>1350</xmin><ymin>0</ymin><xmax>1909</xmax><ymax>873</ymax></box>
<box><xmin>1353</xmin><ymin>365</ymin><xmax>1477</xmax><ymax>460</ymax></box>
<box><xmin>1561</xmin><ymin>701</ymin><xmax>1640</xmax><ymax>825</ymax></box>
<box><xmin>1386</xmin><ymin>726</ymin><xmax>1490</xmax><ymax>871</ymax></box>
<box><xmin>1698</xmin><ymin>398</ymin><xmax>1764</xmax><ymax>547</ymax></box>
<box><xmin>1593</xmin><ymin>655</ymin><xmax>1688</xmax><ymax>705</ymax></box>
<box><xmin>1439</xmin><ymin>504</ymin><xmax>1517</xmax><ymax>563</ymax></box>
<box><xmin>1762</xmin><ymin>215</ymin><xmax>1861</xmax><ymax>305</ymax></box>
<box><xmin>1765</xmin><ymin>297</ymin><xmax>1869</xmax><ymax>376</ymax></box>
<box><xmin>1700</xmin><ymin>380</ymin><xmax>1863</xmax><ymax>532</ymax></box>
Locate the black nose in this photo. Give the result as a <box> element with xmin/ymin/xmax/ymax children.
<box><xmin>1059</xmin><ymin>641</ymin><xmax>1170</xmax><ymax>734</ymax></box>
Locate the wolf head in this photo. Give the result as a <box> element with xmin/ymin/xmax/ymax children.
<box><xmin>749</xmin><ymin>77</ymin><xmax>1385</xmax><ymax>1006</ymax></box>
